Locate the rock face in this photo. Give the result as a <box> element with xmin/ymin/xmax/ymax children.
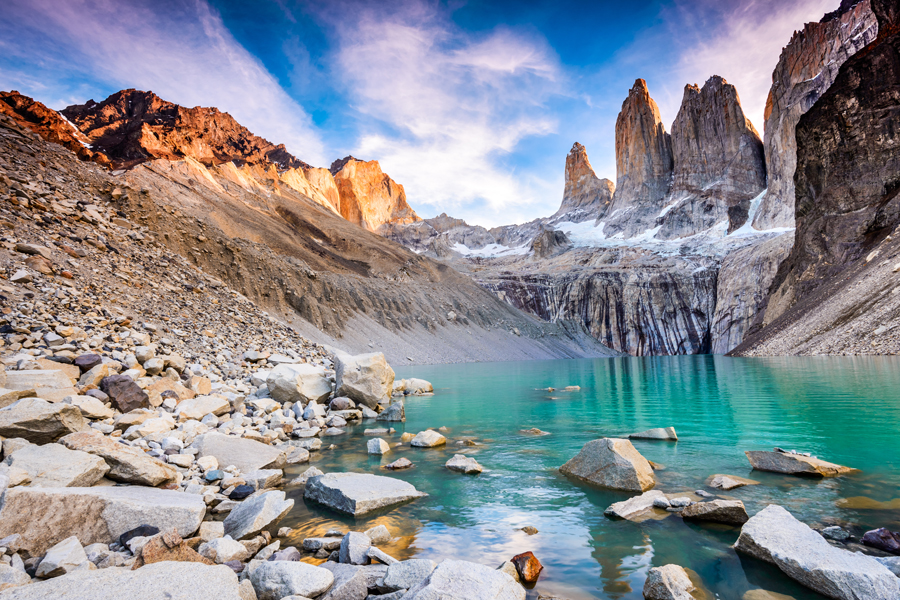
<box><xmin>553</xmin><ymin>143</ymin><xmax>615</xmax><ymax>223</ymax></box>
<box><xmin>734</xmin><ymin>504</ymin><xmax>900</xmax><ymax>599</ymax></box>
<box><xmin>0</xmin><ymin>486</ymin><xmax>206</xmax><ymax>555</ymax></box>
<box><xmin>304</xmin><ymin>472</ymin><xmax>427</xmax><ymax>516</ymax></box>
<box><xmin>658</xmin><ymin>76</ymin><xmax>766</xmax><ymax>237</ymax></box>
<box><xmin>752</xmin><ymin>0</ymin><xmax>878</xmax><ymax>230</ymax></box>
<box><xmin>331</xmin><ymin>156</ymin><xmax>421</xmax><ymax>232</ymax></box>
<box><xmin>401</xmin><ymin>559</ymin><xmax>525</xmax><ymax>600</ymax></box>
<box><xmin>745</xmin><ymin>450</ymin><xmax>855</xmax><ymax>477</ymax></box>
<box><xmin>529</xmin><ymin>226</ymin><xmax>572</xmax><ymax>259</ymax></box>
<box><xmin>560</xmin><ymin>438</ymin><xmax>655</xmax><ymax>491</ymax></box>
<box><xmin>602</xmin><ymin>79</ymin><xmax>674</xmax><ymax>238</ymax></box>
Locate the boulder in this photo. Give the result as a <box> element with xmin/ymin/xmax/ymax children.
<box><xmin>4</xmin><ymin>442</ymin><xmax>109</xmax><ymax>487</ymax></box>
<box><xmin>862</xmin><ymin>528</ymin><xmax>900</xmax><ymax>555</ymax></box>
<box><xmin>643</xmin><ymin>564</ymin><xmax>696</xmax><ymax>600</ymax></box>
<box><xmin>199</xmin><ymin>535</ymin><xmax>251</xmax><ymax>564</ymax></box>
<box><xmin>0</xmin><ymin>389</ymin><xmax>36</xmax><ymax>410</ymax></box>
<box><xmin>604</xmin><ymin>490</ymin><xmax>666</xmax><ymax>521</ymax></box>
<box><xmin>734</xmin><ymin>504</ymin><xmax>900</xmax><ymax>599</ymax></box>
<box><xmin>410</xmin><ymin>430</ymin><xmax>446</xmax><ymax>448</ymax></box>
<box><xmin>365</xmin><ymin>525</ymin><xmax>391</xmax><ymax>545</ymax></box>
<box><xmin>629</xmin><ymin>427</ymin><xmax>677</xmax><ymax>441</ymax></box>
<box><xmin>5</xmin><ymin>370</ymin><xmax>73</xmax><ymax>391</ymax></box>
<box><xmin>376</xmin><ymin>401</ymin><xmax>405</xmax><ymax>422</ymax></box>
<box><xmin>192</xmin><ymin>432</ymin><xmax>286</xmax><ymax>473</ymax></box>
<box><xmin>319</xmin><ymin>562</ymin><xmax>369</xmax><ymax>600</ymax></box>
<box><xmin>133</xmin><ymin>528</ymin><xmax>213</xmax><ymax>568</ymax></box>
<box><xmin>59</xmin><ymin>431</ymin><xmax>176</xmax><ymax>486</ymax></box>
<box><xmin>404</xmin><ymin>378</ymin><xmax>433</xmax><ymax>395</ymax></box>
<box><xmin>35</xmin><ymin>536</ymin><xmax>88</xmax><ymax>578</ymax></box>
<box><xmin>79</xmin><ymin>363</ymin><xmax>112</xmax><ymax>388</ymax></box>
<box><xmin>339</xmin><ymin>531</ymin><xmax>371</xmax><ymax>565</ymax></box>
<box><xmin>249</xmin><ymin>561</ymin><xmax>334</xmax><ymax>600</ymax></box>
<box><xmin>74</xmin><ymin>354</ymin><xmax>102</xmax><ymax>373</ymax></box>
<box><xmin>64</xmin><ymin>395</ymin><xmax>114</xmax><ymax>420</ymax></box>
<box><xmin>266</xmin><ymin>363</ymin><xmax>331</xmax><ymax>405</ymax></box>
<box><xmin>706</xmin><ymin>474</ymin><xmax>759</xmax><ymax>491</ymax></box>
<box><xmin>0</xmin><ymin>561</ymin><xmax>243</xmax><ymax>599</ymax></box>
<box><xmin>560</xmin><ymin>438</ymin><xmax>655</xmax><ymax>492</ymax></box>
<box><xmin>0</xmin><ymin>563</ymin><xmax>31</xmax><ymax>591</ymax></box>
<box><xmin>367</xmin><ymin>438</ymin><xmax>390</xmax><ymax>455</ymax></box>
<box><xmin>223</xmin><ymin>490</ymin><xmax>293</xmax><ymax>540</ymax></box>
<box><xmin>681</xmin><ymin>500</ymin><xmax>749</xmax><ymax>526</ymax></box>
<box><xmin>510</xmin><ymin>551</ymin><xmax>542</xmax><ymax>584</ymax></box>
<box><xmin>384</xmin><ymin>457</ymin><xmax>413</xmax><ymax>470</ymax></box>
<box><xmin>99</xmin><ymin>375</ymin><xmax>149</xmax><ymax>413</ymax></box>
<box><xmin>745</xmin><ymin>450</ymin><xmax>855</xmax><ymax>477</ymax></box>
<box><xmin>445</xmin><ymin>454</ymin><xmax>483</xmax><ymax>474</ymax></box>
<box><xmin>0</xmin><ymin>398</ymin><xmax>84</xmax><ymax>444</ymax></box>
<box><xmin>401</xmin><ymin>559</ymin><xmax>525</xmax><ymax>600</ymax></box>
<box><xmin>174</xmin><ymin>395</ymin><xmax>230</xmax><ymax>421</ymax></box>
<box><xmin>0</xmin><ymin>485</ymin><xmax>206</xmax><ymax>555</ymax></box>
<box><xmin>334</xmin><ymin>352</ymin><xmax>395</xmax><ymax>409</ymax></box>
<box><xmin>304</xmin><ymin>473</ymin><xmax>427</xmax><ymax>516</ymax></box>
<box><xmin>381</xmin><ymin>559</ymin><xmax>437</xmax><ymax>591</ymax></box>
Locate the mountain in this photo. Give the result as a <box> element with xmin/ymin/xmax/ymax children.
<box><xmin>331</xmin><ymin>156</ymin><xmax>421</xmax><ymax>232</ymax></box>
<box><xmin>554</xmin><ymin>142</ymin><xmax>615</xmax><ymax>223</ymax></box>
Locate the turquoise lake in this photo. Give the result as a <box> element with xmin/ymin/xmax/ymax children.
<box><xmin>280</xmin><ymin>355</ymin><xmax>900</xmax><ymax>599</ymax></box>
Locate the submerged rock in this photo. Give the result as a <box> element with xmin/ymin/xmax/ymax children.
<box><xmin>734</xmin><ymin>504</ymin><xmax>900</xmax><ymax>599</ymax></box>
<box><xmin>629</xmin><ymin>427</ymin><xmax>677</xmax><ymax>441</ymax></box>
<box><xmin>706</xmin><ymin>473</ymin><xmax>759</xmax><ymax>491</ymax></box>
<box><xmin>304</xmin><ymin>473</ymin><xmax>427</xmax><ymax>516</ymax></box>
<box><xmin>745</xmin><ymin>449</ymin><xmax>855</xmax><ymax>477</ymax></box>
<box><xmin>560</xmin><ymin>438</ymin><xmax>655</xmax><ymax>492</ymax></box>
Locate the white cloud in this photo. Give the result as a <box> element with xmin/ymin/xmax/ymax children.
<box><xmin>1</xmin><ymin>0</ymin><xmax>327</xmax><ymax>165</ymax></box>
<box><xmin>656</xmin><ymin>0</ymin><xmax>839</xmax><ymax>132</ymax></box>
<box><xmin>328</xmin><ymin>3</ymin><xmax>564</xmax><ymax>227</ymax></box>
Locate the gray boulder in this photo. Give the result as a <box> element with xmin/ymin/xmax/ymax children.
<box><xmin>34</xmin><ymin>536</ymin><xmax>87</xmax><ymax>578</ymax></box>
<box><xmin>401</xmin><ymin>559</ymin><xmax>525</xmax><ymax>600</ymax></box>
<box><xmin>681</xmin><ymin>500</ymin><xmax>749</xmax><ymax>526</ymax></box>
<box><xmin>376</xmin><ymin>401</ymin><xmax>405</xmax><ymax>422</ymax></box>
<box><xmin>560</xmin><ymin>438</ymin><xmax>655</xmax><ymax>492</ymax></box>
<box><xmin>192</xmin><ymin>433</ymin><xmax>286</xmax><ymax>473</ymax></box>
<box><xmin>745</xmin><ymin>450</ymin><xmax>855</xmax><ymax>477</ymax></box>
<box><xmin>250</xmin><ymin>561</ymin><xmax>334</xmax><ymax>600</ymax></box>
<box><xmin>0</xmin><ymin>486</ymin><xmax>206</xmax><ymax>555</ymax></box>
<box><xmin>643</xmin><ymin>564</ymin><xmax>696</xmax><ymax>600</ymax></box>
<box><xmin>266</xmin><ymin>363</ymin><xmax>331</xmax><ymax>405</ymax></box>
<box><xmin>334</xmin><ymin>353</ymin><xmax>395</xmax><ymax>409</ymax></box>
<box><xmin>0</xmin><ymin>561</ymin><xmax>243</xmax><ymax>599</ymax></box>
<box><xmin>59</xmin><ymin>431</ymin><xmax>176</xmax><ymax>486</ymax></box>
<box><xmin>0</xmin><ymin>398</ymin><xmax>84</xmax><ymax>444</ymax></box>
<box><xmin>5</xmin><ymin>442</ymin><xmax>109</xmax><ymax>487</ymax></box>
<box><xmin>0</xmin><ymin>563</ymin><xmax>31</xmax><ymax>590</ymax></box>
<box><xmin>367</xmin><ymin>438</ymin><xmax>390</xmax><ymax>455</ymax></box>
<box><xmin>445</xmin><ymin>455</ymin><xmax>483</xmax><ymax>474</ymax></box>
<box><xmin>604</xmin><ymin>490</ymin><xmax>666</xmax><ymax>521</ymax></box>
<box><xmin>734</xmin><ymin>504</ymin><xmax>900</xmax><ymax>599</ymax></box>
<box><xmin>224</xmin><ymin>490</ymin><xmax>294</xmax><ymax>540</ymax></box>
<box><xmin>381</xmin><ymin>559</ymin><xmax>437</xmax><ymax>591</ymax></box>
<box><xmin>410</xmin><ymin>430</ymin><xmax>446</xmax><ymax>448</ymax></box>
<box><xmin>319</xmin><ymin>563</ymin><xmax>368</xmax><ymax>600</ymax></box>
<box><xmin>304</xmin><ymin>473</ymin><xmax>427</xmax><ymax>516</ymax></box>
<box><xmin>339</xmin><ymin>532</ymin><xmax>371</xmax><ymax>565</ymax></box>
<box><xmin>629</xmin><ymin>427</ymin><xmax>677</xmax><ymax>441</ymax></box>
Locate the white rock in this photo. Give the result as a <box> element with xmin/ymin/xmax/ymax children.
<box><xmin>224</xmin><ymin>490</ymin><xmax>294</xmax><ymax>540</ymax></box>
<box><xmin>35</xmin><ymin>536</ymin><xmax>88</xmax><ymax>578</ymax></box>
<box><xmin>367</xmin><ymin>438</ymin><xmax>390</xmax><ymax>455</ymax></box>
<box><xmin>200</xmin><ymin>535</ymin><xmax>250</xmax><ymax>564</ymax></box>
<box><xmin>250</xmin><ymin>561</ymin><xmax>334</xmax><ymax>600</ymax></box>
<box><xmin>401</xmin><ymin>559</ymin><xmax>524</xmax><ymax>599</ymax></box>
<box><xmin>334</xmin><ymin>352</ymin><xmax>395</xmax><ymax>409</ymax></box>
<box><xmin>410</xmin><ymin>430</ymin><xmax>446</xmax><ymax>448</ymax></box>
<box><xmin>445</xmin><ymin>454</ymin><xmax>483</xmax><ymax>474</ymax></box>
<box><xmin>266</xmin><ymin>364</ymin><xmax>331</xmax><ymax>405</ymax></box>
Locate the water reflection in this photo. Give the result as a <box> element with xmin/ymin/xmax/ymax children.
<box><xmin>278</xmin><ymin>355</ymin><xmax>900</xmax><ymax>599</ymax></box>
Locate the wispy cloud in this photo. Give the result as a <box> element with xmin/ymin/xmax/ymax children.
<box><xmin>0</xmin><ymin>0</ymin><xmax>327</xmax><ymax>165</ymax></box>
<box><xmin>322</xmin><ymin>1</ymin><xmax>564</xmax><ymax>227</ymax></box>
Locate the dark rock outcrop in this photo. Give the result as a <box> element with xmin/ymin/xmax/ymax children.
<box><xmin>657</xmin><ymin>76</ymin><xmax>766</xmax><ymax>238</ymax></box>
<box><xmin>529</xmin><ymin>226</ymin><xmax>572</xmax><ymax>259</ymax></box>
<box><xmin>553</xmin><ymin>142</ymin><xmax>615</xmax><ymax>223</ymax></box>
<box><xmin>602</xmin><ymin>79</ymin><xmax>674</xmax><ymax>237</ymax></box>
<box><xmin>752</xmin><ymin>0</ymin><xmax>878</xmax><ymax>230</ymax></box>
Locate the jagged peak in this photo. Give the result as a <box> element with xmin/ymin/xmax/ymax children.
<box><xmin>569</xmin><ymin>141</ymin><xmax>586</xmax><ymax>155</ymax></box>
<box><xmin>329</xmin><ymin>155</ymin><xmax>370</xmax><ymax>175</ymax></box>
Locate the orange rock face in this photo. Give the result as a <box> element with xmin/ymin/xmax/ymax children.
<box><xmin>553</xmin><ymin>142</ymin><xmax>614</xmax><ymax>222</ymax></box>
<box><xmin>511</xmin><ymin>551</ymin><xmax>543</xmax><ymax>584</ymax></box>
<box><xmin>330</xmin><ymin>156</ymin><xmax>421</xmax><ymax>232</ymax></box>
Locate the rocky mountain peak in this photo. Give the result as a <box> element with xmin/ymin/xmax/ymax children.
<box><xmin>330</xmin><ymin>157</ymin><xmax>421</xmax><ymax>232</ymax></box>
<box><xmin>61</xmin><ymin>89</ymin><xmax>309</xmax><ymax>171</ymax></box>
<box><xmin>602</xmin><ymin>78</ymin><xmax>674</xmax><ymax>237</ymax></box>
<box><xmin>553</xmin><ymin>142</ymin><xmax>614</xmax><ymax>223</ymax></box>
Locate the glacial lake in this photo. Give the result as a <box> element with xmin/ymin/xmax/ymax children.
<box><xmin>280</xmin><ymin>355</ymin><xmax>900</xmax><ymax>599</ymax></box>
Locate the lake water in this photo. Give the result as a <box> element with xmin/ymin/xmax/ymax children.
<box><xmin>280</xmin><ymin>355</ymin><xmax>900</xmax><ymax>599</ymax></box>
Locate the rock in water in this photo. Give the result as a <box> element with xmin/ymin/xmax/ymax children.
<box><xmin>0</xmin><ymin>397</ymin><xmax>84</xmax><ymax>444</ymax></box>
<box><xmin>304</xmin><ymin>473</ymin><xmax>427</xmax><ymax>516</ymax></box>
<box><xmin>745</xmin><ymin>450</ymin><xmax>855</xmax><ymax>477</ymax></box>
<box><xmin>402</xmin><ymin>559</ymin><xmax>525</xmax><ymax>599</ymax></box>
<box><xmin>733</xmin><ymin>504</ymin><xmax>900</xmax><ymax>599</ymax></box>
<box><xmin>551</xmin><ymin>142</ymin><xmax>615</xmax><ymax>223</ymax></box>
<box><xmin>367</xmin><ymin>438</ymin><xmax>390</xmax><ymax>455</ymax></box>
<box><xmin>604</xmin><ymin>490</ymin><xmax>666</xmax><ymax>521</ymax></box>
<box><xmin>410</xmin><ymin>430</ymin><xmax>446</xmax><ymax>447</ymax></box>
<box><xmin>681</xmin><ymin>500</ymin><xmax>749</xmax><ymax>526</ymax></box>
<box><xmin>862</xmin><ymin>528</ymin><xmax>900</xmax><ymax>555</ymax></box>
<box><xmin>223</xmin><ymin>491</ymin><xmax>293</xmax><ymax>540</ymax></box>
<box><xmin>510</xmin><ymin>551</ymin><xmax>543</xmax><ymax>584</ymax></box>
<box><xmin>445</xmin><ymin>454</ymin><xmax>483</xmax><ymax>474</ymax></box>
<box><xmin>560</xmin><ymin>438</ymin><xmax>655</xmax><ymax>492</ymax></box>
<box><xmin>0</xmin><ymin>561</ymin><xmax>244</xmax><ymax>599</ymax></box>
<box><xmin>629</xmin><ymin>427</ymin><xmax>677</xmax><ymax>441</ymax></box>
<box><xmin>705</xmin><ymin>474</ymin><xmax>759</xmax><ymax>491</ymax></box>
<box><xmin>384</xmin><ymin>457</ymin><xmax>413</xmax><ymax>471</ymax></box>
<box><xmin>250</xmin><ymin>561</ymin><xmax>335</xmax><ymax>600</ymax></box>
<box><xmin>334</xmin><ymin>352</ymin><xmax>395</xmax><ymax>409</ymax></box>
<box><xmin>643</xmin><ymin>564</ymin><xmax>696</xmax><ymax>600</ymax></box>
<box><xmin>376</xmin><ymin>400</ymin><xmax>405</xmax><ymax>422</ymax></box>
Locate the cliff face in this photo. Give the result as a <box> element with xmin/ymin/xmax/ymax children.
<box><xmin>553</xmin><ymin>142</ymin><xmax>615</xmax><ymax>223</ymax></box>
<box><xmin>752</xmin><ymin>0</ymin><xmax>877</xmax><ymax>230</ymax></box>
<box><xmin>332</xmin><ymin>157</ymin><xmax>421</xmax><ymax>232</ymax></box>
<box><xmin>657</xmin><ymin>77</ymin><xmax>766</xmax><ymax>238</ymax></box>
<box><xmin>61</xmin><ymin>89</ymin><xmax>307</xmax><ymax>171</ymax></box>
<box><xmin>734</xmin><ymin>0</ymin><xmax>900</xmax><ymax>355</ymax></box>
<box><xmin>0</xmin><ymin>91</ymin><xmax>110</xmax><ymax>167</ymax></box>
<box><xmin>602</xmin><ymin>79</ymin><xmax>674</xmax><ymax>237</ymax></box>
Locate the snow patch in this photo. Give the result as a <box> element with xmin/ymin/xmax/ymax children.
<box><xmin>451</xmin><ymin>242</ymin><xmax>529</xmax><ymax>258</ymax></box>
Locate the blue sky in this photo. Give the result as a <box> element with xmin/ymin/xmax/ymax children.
<box><xmin>0</xmin><ymin>0</ymin><xmax>839</xmax><ymax>227</ymax></box>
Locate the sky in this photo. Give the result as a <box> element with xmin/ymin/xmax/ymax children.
<box><xmin>0</xmin><ymin>0</ymin><xmax>839</xmax><ymax>227</ymax></box>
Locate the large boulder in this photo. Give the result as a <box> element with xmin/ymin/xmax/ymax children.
<box><xmin>223</xmin><ymin>490</ymin><xmax>293</xmax><ymax>540</ymax></box>
<box><xmin>745</xmin><ymin>450</ymin><xmax>855</xmax><ymax>477</ymax></box>
<box><xmin>733</xmin><ymin>504</ymin><xmax>900</xmax><ymax>599</ymax></box>
<box><xmin>401</xmin><ymin>559</ymin><xmax>525</xmax><ymax>600</ymax></box>
<box><xmin>643</xmin><ymin>564</ymin><xmax>696</xmax><ymax>600</ymax></box>
<box><xmin>339</xmin><ymin>531</ymin><xmax>371</xmax><ymax>565</ymax></box>
<box><xmin>0</xmin><ymin>398</ymin><xmax>84</xmax><ymax>444</ymax></box>
<box><xmin>681</xmin><ymin>500</ymin><xmax>749</xmax><ymax>526</ymax></box>
<box><xmin>0</xmin><ymin>486</ymin><xmax>206</xmax><ymax>555</ymax></box>
<box><xmin>266</xmin><ymin>363</ymin><xmax>331</xmax><ymax>405</ymax></box>
<box><xmin>4</xmin><ymin>442</ymin><xmax>109</xmax><ymax>487</ymax></box>
<box><xmin>334</xmin><ymin>353</ymin><xmax>395</xmax><ymax>409</ymax></box>
<box><xmin>250</xmin><ymin>561</ymin><xmax>334</xmax><ymax>600</ymax></box>
<box><xmin>560</xmin><ymin>438</ymin><xmax>655</xmax><ymax>492</ymax></box>
<box><xmin>99</xmin><ymin>375</ymin><xmax>149</xmax><ymax>413</ymax></box>
<box><xmin>410</xmin><ymin>430</ymin><xmax>446</xmax><ymax>448</ymax></box>
<box><xmin>5</xmin><ymin>370</ymin><xmax>75</xmax><ymax>397</ymax></box>
<box><xmin>191</xmin><ymin>432</ymin><xmax>286</xmax><ymax>473</ymax></box>
<box><xmin>174</xmin><ymin>395</ymin><xmax>230</xmax><ymax>421</ymax></box>
<box><xmin>0</xmin><ymin>561</ymin><xmax>243</xmax><ymax>599</ymax></box>
<box><xmin>382</xmin><ymin>559</ymin><xmax>437</xmax><ymax>591</ymax></box>
<box><xmin>318</xmin><ymin>563</ymin><xmax>370</xmax><ymax>600</ymax></box>
<box><xmin>59</xmin><ymin>431</ymin><xmax>177</xmax><ymax>486</ymax></box>
<box><xmin>304</xmin><ymin>473</ymin><xmax>427</xmax><ymax>516</ymax></box>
